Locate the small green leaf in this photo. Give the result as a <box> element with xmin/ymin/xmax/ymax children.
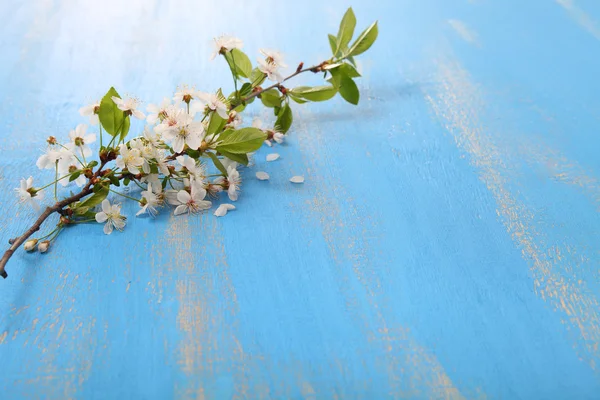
<box><xmin>206</xmin><ymin>152</ymin><xmax>228</xmax><ymax>175</ymax></box>
<box><xmin>338</xmin><ymin>75</ymin><xmax>359</xmax><ymax>105</ymax></box>
<box><xmin>239</xmin><ymin>82</ymin><xmax>253</xmax><ymax>97</ymax></box>
<box><xmin>218</xmin><ymin>149</ymin><xmax>249</xmax><ymax>166</ymax></box>
<box><xmin>69</xmin><ymin>171</ymin><xmax>82</xmax><ymax>182</ymax></box>
<box><xmin>330</xmin><ymin>63</ymin><xmax>361</xmax><ymax>78</ymax></box>
<box><xmin>123</xmin><ymin>177</ymin><xmax>130</xmax><ymax>186</ymax></box>
<box><xmin>120</xmin><ymin>115</ymin><xmax>130</xmax><ymax>142</ymax></box>
<box><xmin>260</xmin><ymin>89</ymin><xmax>282</xmax><ymax>108</ymax></box>
<box><xmin>78</xmin><ymin>184</ymin><xmax>109</xmax><ymax>209</ymax></box>
<box><xmin>216</xmin><ymin>127</ymin><xmax>267</xmax><ymax>154</ymax></box>
<box><xmin>230</xmin><ymin>48</ymin><xmax>252</xmax><ymax>78</ymax></box>
<box><xmin>207</xmin><ymin>112</ymin><xmax>227</xmax><ymax>136</ymax></box>
<box><xmin>88</xmin><ymin>160</ymin><xmax>98</xmax><ymax>168</ymax></box>
<box><xmin>336</xmin><ymin>8</ymin><xmax>356</xmax><ymax>54</ymax></box>
<box><xmin>74</xmin><ymin>206</ymin><xmax>90</xmax><ymax>216</ymax></box>
<box><xmin>108</xmin><ymin>174</ymin><xmax>121</xmax><ymax>187</ymax></box>
<box><xmin>288</xmin><ymin>93</ymin><xmax>308</xmax><ymax>104</ymax></box>
<box><xmin>347</xmin><ymin>21</ymin><xmax>378</xmax><ymax>57</ymax></box>
<box><xmin>161</xmin><ymin>177</ymin><xmax>168</xmax><ymax>190</ymax></box>
<box><xmin>98</xmin><ymin>87</ymin><xmax>124</xmax><ymax>137</ymax></box>
<box><xmin>275</xmin><ymin>103</ymin><xmax>293</xmax><ymax>133</ymax></box>
<box><xmin>328</xmin><ymin>34</ymin><xmax>338</xmax><ymax>55</ymax></box>
<box><xmin>186</xmin><ymin>149</ymin><xmax>201</xmax><ymax>159</ymax></box>
<box><xmin>250</xmin><ymin>68</ymin><xmax>266</xmax><ymax>87</ymax></box>
<box><xmin>290</xmin><ymin>86</ymin><xmax>337</xmax><ymax>102</ymax></box>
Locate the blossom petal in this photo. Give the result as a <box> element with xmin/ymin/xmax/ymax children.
<box><xmin>95</xmin><ymin>211</ymin><xmax>108</xmax><ymax>223</ymax></box>
<box><xmin>290</xmin><ymin>175</ymin><xmax>305</xmax><ymax>184</ymax></box>
<box><xmin>256</xmin><ymin>171</ymin><xmax>270</xmax><ymax>181</ymax></box>
<box><xmin>266</xmin><ymin>153</ymin><xmax>280</xmax><ymax>162</ymax></box>
<box><xmin>174</xmin><ymin>205</ymin><xmax>188</xmax><ymax>216</ymax></box>
<box><xmin>101</xmin><ymin>199</ymin><xmax>112</xmax><ymax>213</ymax></box>
<box><xmin>103</xmin><ymin>222</ymin><xmax>114</xmax><ymax>235</ymax></box>
<box><xmin>214</xmin><ymin>204</ymin><xmax>228</xmax><ymax>217</ymax></box>
<box><xmin>177</xmin><ymin>190</ymin><xmax>191</xmax><ymax>204</ymax></box>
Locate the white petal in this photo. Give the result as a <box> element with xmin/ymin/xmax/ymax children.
<box><xmin>103</xmin><ymin>222</ymin><xmax>114</xmax><ymax>235</ymax></box>
<box><xmin>172</xmin><ymin>136</ymin><xmax>185</xmax><ymax>153</ymax></box>
<box><xmin>290</xmin><ymin>176</ymin><xmax>305</xmax><ymax>184</ymax></box>
<box><xmin>174</xmin><ymin>205</ymin><xmax>188</xmax><ymax>216</ymax></box>
<box><xmin>95</xmin><ymin>212</ymin><xmax>108</xmax><ymax>223</ymax></box>
<box><xmin>132</xmin><ymin>110</ymin><xmax>145</xmax><ymax>120</ymax></box>
<box><xmin>222</xmin><ymin>204</ymin><xmax>236</xmax><ymax>210</ymax></box>
<box><xmin>255</xmin><ymin>171</ymin><xmax>270</xmax><ymax>180</ymax></box>
<box><xmin>101</xmin><ymin>199</ymin><xmax>112</xmax><ymax>213</ymax></box>
<box><xmin>177</xmin><ymin>190</ymin><xmax>191</xmax><ymax>204</ymax></box>
<box><xmin>266</xmin><ymin>153</ymin><xmax>280</xmax><ymax>162</ymax></box>
<box><xmin>113</xmin><ymin>217</ymin><xmax>126</xmax><ymax>230</ymax></box>
<box><xmin>214</xmin><ymin>204</ymin><xmax>228</xmax><ymax>217</ymax></box>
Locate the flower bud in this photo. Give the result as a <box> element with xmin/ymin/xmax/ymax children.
<box><xmin>23</xmin><ymin>239</ymin><xmax>38</xmax><ymax>252</ymax></box>
<box><xmin>38</xmin><ymin>240</ymin><xmax>50</xmax><ymax>253</ymax></box>
<box><xmin>47</xmin><ymin>136</ymin><xmax>57</xmax><ymax>145</ymax></box>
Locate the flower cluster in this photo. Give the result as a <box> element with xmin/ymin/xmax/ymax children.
<box><xmin>2</xmin><ymin>8</ymin><xmax>377</xmax><ymax>277</ymax></box>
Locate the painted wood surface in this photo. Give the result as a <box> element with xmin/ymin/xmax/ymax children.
<box><xmin>1</xmin><ymin>0</ymin><xmax>599</xmax><ymax>398</ymax></box>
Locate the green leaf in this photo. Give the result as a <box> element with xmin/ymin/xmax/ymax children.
<box><xmin>336</xmin><ymin>8</ymin><xmax>356</xmax><ymax>54</ymax></box>
<box><xmin>108</xmin><ymin>174</ymin><xmax>121</xmax><ymax>187</ymax></box>
<box><xmin>338</xmin><ymin>75</ymin><xmax>359</xmax><ymax>105</ymax></box>
<box><xmin>161</xmin><ymin>177</ymin><xmax>168</xmax><ymax>190</ymax></box>
<box><xmin>328</xmin><ymin>34</ymin><xmax>338</xmax><ymax>55</ymax></box>
<box><xmin>88</xmin><ymin>160</ymin><xmax>98</xmax><ymax>168</ymax></box>
<box><xmin>229</xmin><ymin>48</ymin><xmax>252</xmax><ymax>78</ymax></box>
<box><xmin>206</xmin><ymin>152</ymin><xmax>228</xmax><ymax>175</ymax></box>
<box><xmin>207</xmin><ymin>112</ymin><xmax>227</xmax><ymax>136</ymax></box>
<box><xmin>260</xmin><ymin>89</ymin><xmax>282</xmax><ymax>108</ymax></box>
<box><xmin>250</xmin><ymin>68</ymin><xmax>266</xmax><ymax>87</ymax></box>
<box><xmin>275</xmin><ymin>103</ymin><xmax>293</xmax><ymax>133</ymax></box>
<box><xmin>288</xmin><ymin>93</ymin><xmax>308</xmax><ymax>104</ymax></box>
<box><xmin>290</xmin><ymin>85</ymin><xmax>337</xmax><ymax>102</ymax></box>
<box><xmin>239</xmin><ymin>82</ymin><xmax>253</xmax><ymax>97</ymax></box>
<box><xmin>218</xmin><ymin>149</ymin><xmax>249</xmax><ymax>166</ymax></box>
<box><xmin>78</xmin><ymin>184</ymin><xmax>109</xmax><ymax>209</ymax></box>
<box><xmin>331</xmin><ymin>63</ymin><xmax>361</xmax><ymax>78</ymax></box>
<box><xmin>218</xmin><ymin>129</ymin><xmax>235</xmax><ymax>142</ymax></box>
<box><xmin>98</xmin><ymin>87</ymin><xmax>124</xmax><ymax>137</ymax></box>
<box><xmin>347</xmin><ymin>21</ymin><xmax>378</xmax><ymax>57</ymax></box>
<box><xmin>69</xmin><ymin>171</ymin><xmax>82</xmax><ymax>182</ymax></box>
<box><xmin>216</xmin><ymin>127</ymin><xmax>267</xmax><ymax>154</ymax></box>
<box><xmin>120</xmin><ymin>115</ymin><xmax>130</xmax><ymax>142</ymax></box>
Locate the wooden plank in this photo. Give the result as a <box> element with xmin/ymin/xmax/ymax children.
<box><xmin>0</xmin><ymin>0</ymin><xmax>599</xmax><ymax>398</ymax></box>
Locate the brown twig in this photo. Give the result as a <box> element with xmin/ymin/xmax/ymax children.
<box><xmin>237</xmin><ymin>61</ymin><xmax>329</xmax><ymax>105</ymax></box>
<box><xmin>0</xmin><ymin>161</ymin><xmax>107</xmax><ymax>279</ymax></box>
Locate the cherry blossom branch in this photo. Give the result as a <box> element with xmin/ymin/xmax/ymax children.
<box><xmin>0</xmin><ymin>162</ymin><xmax>108</xmax><ymax>278</ymax></box>
<box><xmin>237</xmin><ymin>61</ymin><xmax>328</xmax><ymax>105</ymax></box>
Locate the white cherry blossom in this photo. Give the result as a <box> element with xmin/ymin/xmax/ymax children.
<box><xmin>112</xmin><ymin>96</ymin><xmax>145</xmax><ymax>120</ymax></box>
<box><xmin>67</xmin><ymin>124</ymin><xmax>96</xmax><ymax>158</ymax></box>
<box><xmin>116</xmin><ymin>144</ymin><xmax>145</xmax><ymax>174</ymax></box>
<box><xmin>79</xmin><ymin>101</ymin><xmax>100</xmax><ymax>125</ymax></box>
<box><xmin>95</xmin><ymin>199</ymin><xmax>126</xmax><ymax>235</ymax></box>
<box><xmin>172</xmin><ymin>182</ymin><xmax>212</xmax><ymax>216</ymax></box>
<box><xmin>146</xmin><ymin>98</ymin><xmax>172</xmax><ymax>124</ymax></box>
<box><xmin>137</xmin><ymin>183</ymin><xmax>161</xmax><ymax>217</ymax></box>
<box><xmin>15</xmin><ymin>177</ymin><xmax>44</xmax><ymax>211</ymax></box>
<box><xmin>197</xmin><ymin>92</ymin><xmax>229</xmax><ymax>119</ymax></box>
<box><xmin>210</xmin><ymin>35</ymin><xmax>243</xmax><ymax>60</ymax></box>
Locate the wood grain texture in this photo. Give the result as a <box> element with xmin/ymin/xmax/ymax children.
<box><xmin>1</xmin><ymin>0</ymin><xmax>599</xmax><ymax>398</ymax></box>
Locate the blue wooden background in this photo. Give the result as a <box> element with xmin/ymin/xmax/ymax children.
<box><xmin>1</xmin><ymin>0</ymin><xmax>600</xmax><ymax>398</ymax></box>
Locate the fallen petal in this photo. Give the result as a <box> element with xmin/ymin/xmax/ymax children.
<box><xmin>214</xmin><ymin>204</ymin><xmax>229</xmax><ymax>217</ymax></box>
<box><xmin>256</xmin><ymin>171</ymin><xmax>270</xmax><ymax>180</ymax></box>
<box><xmin>222</xmin><ymin>204</ymin><xmax>236</xmax><ymax>211</ymax></box>
<box><xmin>290</xmin><ymin>176</ymin><xmax>305</xmax><ymax>184</ymax></box>
<box><xmin>266</xmin><ymin>153</ymin><xmax>280</xmax><ymax>162</ymax></box>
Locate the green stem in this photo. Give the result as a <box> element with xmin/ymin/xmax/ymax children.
<box><xmin>58</xmin><ymin>144</ymin><xmax>85</xmax><ymax>167</ymax></box>
<box><xmin>38</xmin><ymin>172</ymin><xmax>74</xmax><ymax>191</ymax></box>
<box><xmin>109</xmin><ymin>188</ymin><xmax>141</xmax><ymax>203</ymax></box>
<box><xmin>54</xmin><ymin>163</ymin><xmax>59</xmax><ymax>201</ymax></box>
<box><xmin>99</xmin><ymin>123</ymin><xmax>103</xmax><ymax>148</ymax></box>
